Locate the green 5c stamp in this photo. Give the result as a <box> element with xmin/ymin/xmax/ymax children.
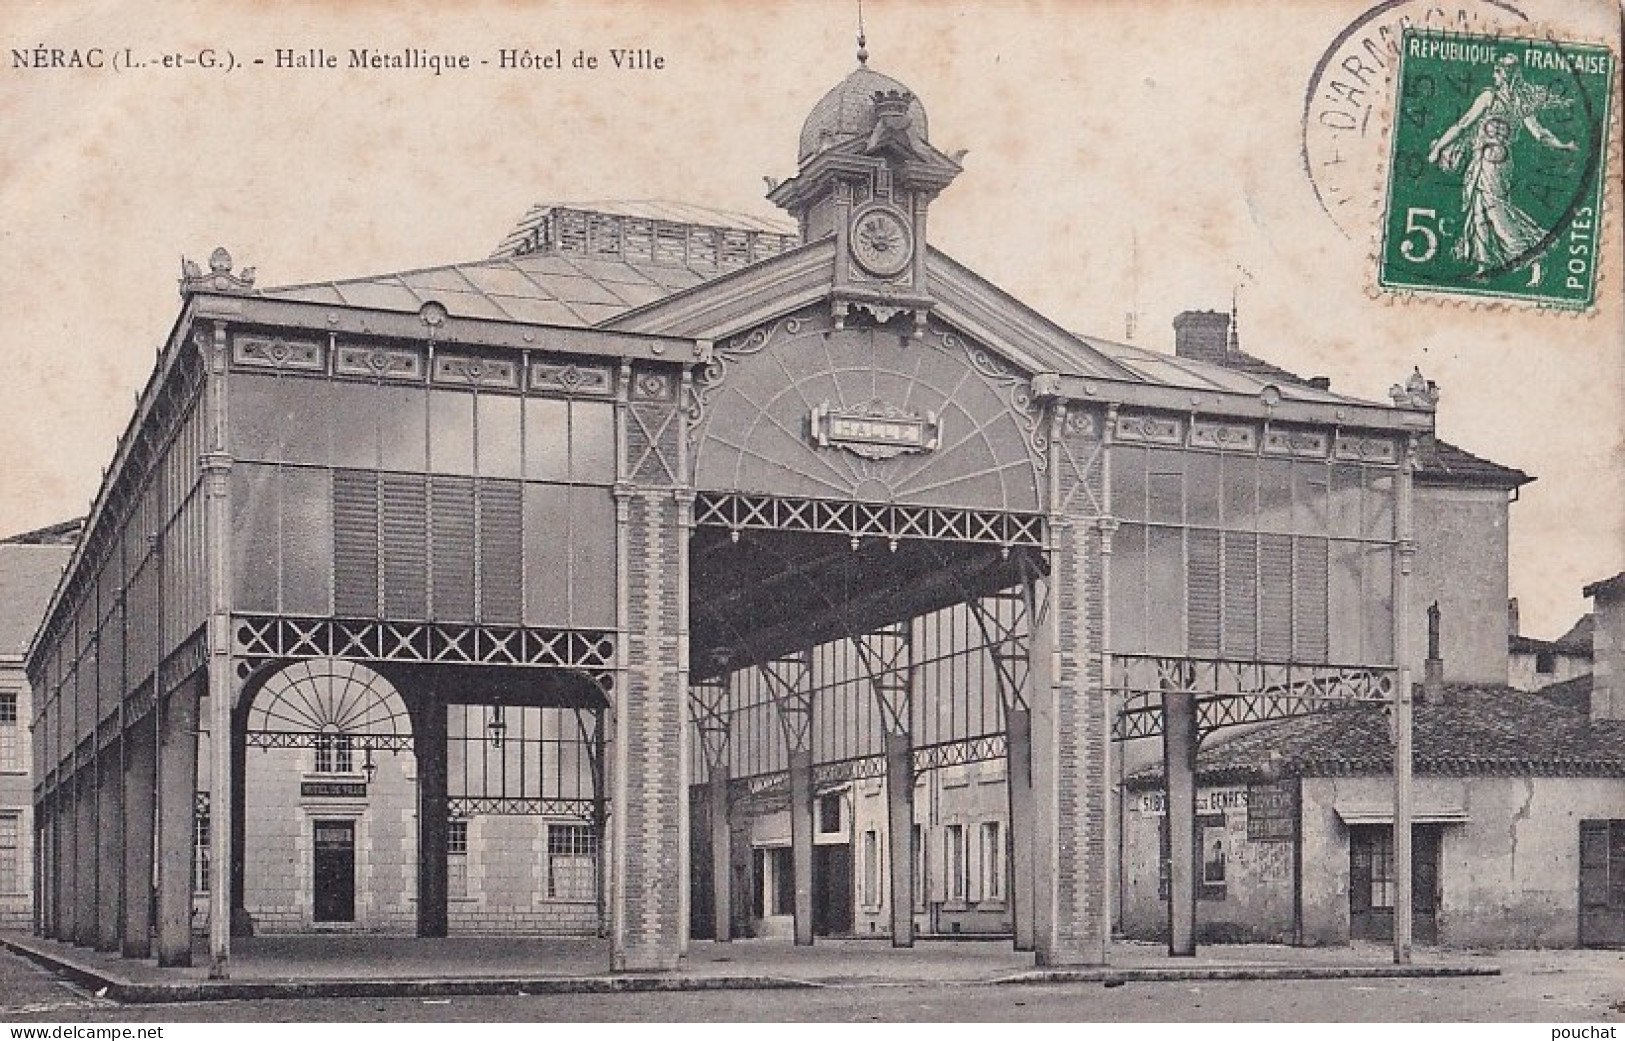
<box><xmin>1379</xmin><ymin>30</ymin><xmax>1615</xmax><ymax>308</ymax></box>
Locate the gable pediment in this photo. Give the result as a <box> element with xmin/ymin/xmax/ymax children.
<box><xmin>604</xmin><ymin>238</ymin><xmax>1136</xmax><ymax>387</ymax></box>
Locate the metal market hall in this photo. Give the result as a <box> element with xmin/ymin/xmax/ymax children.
<box><xmin>27</xmin><ymin>48</ymin><xmax>1444</xmax><ymax>977</ymax></box>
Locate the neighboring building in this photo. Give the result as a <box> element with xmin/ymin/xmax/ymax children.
<box><xmin>1584</xmin><ymin>572</ymin><xmax>1625</xmax><ymax>730</ymax></box>
<box><xmin>1509</xmin><ymin>608</ymin><xmax>1593</xmax><ymax>692</ymax></box>
<box><xmin>0</xmin><ymin>520</ymin><xmax>79</xmax><ymax>929</ymax></box>
<box><xmin>1120</xmin><ymin>680</ymin><xmax>1625</xmax><ymax>948</ymax></box>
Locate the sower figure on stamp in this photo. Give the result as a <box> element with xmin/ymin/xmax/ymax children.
<box><xmin>1427</xmin><ymin>53</ymin><xmax>1577</xmax><ymax>276</ymax></box>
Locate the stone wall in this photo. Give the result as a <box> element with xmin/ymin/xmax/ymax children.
<box><xmin>1410</xmin><ymin>485</ymin><xmax>1510</xmax><ymax>685</ymax></box>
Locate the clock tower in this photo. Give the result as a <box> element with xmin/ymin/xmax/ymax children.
<box><xmin>768</xmin><ymin>49</ymin><xmax>963</xmax><ymax>335</ymax></box>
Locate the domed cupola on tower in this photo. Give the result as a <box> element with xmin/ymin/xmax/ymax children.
<box><xmin>769</xmin><ymin>41</ymin><xmax>962</xmax><ymax>335</ymax></box>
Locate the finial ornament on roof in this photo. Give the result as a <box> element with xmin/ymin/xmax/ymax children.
<box><xmin>180</xmin><ymin>246</ymin><xmax>256</xmax><ymax>297</ymax></box>
<box><xmin>1389</xmin><ymin>366</ymin><xmax>1441</xmax><ymax>410</ymax></box>
<box><xmin>856</xmin><ymin>0</ymin><xmax>868</xmax><ymax>65</ymax></box>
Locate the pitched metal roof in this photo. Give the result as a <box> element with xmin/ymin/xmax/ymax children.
<box><xmin>0</xmin><ymin>543</ymin><xmax>73</xmax><ymax>657</ymax></box>
<box><xmin>1083</xmin><ymin>339</ymin><xmax>1375</xmax><ymax>408</ymax></box>
<box><xmin>1126</xmin><ymin>681</ymin><xmax>1625</xmax><ymax>785</ymax></box>
<box><xmin>262</xmin><ymin>251</ymin><xmax>719</xmax><ymax>328</ymax></box>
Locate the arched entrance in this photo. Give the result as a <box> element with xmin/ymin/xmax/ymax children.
<box><xmin>681</xmin><ymin>308</ymin><xmax>1081</xmax><ymax>955</ymax></box>
<box><xmin>240</xmin><ymin>660</ymin><xmax>416</xmax><ymax>931</ymax></box>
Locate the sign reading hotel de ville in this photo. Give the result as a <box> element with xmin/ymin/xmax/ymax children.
<box><xmin>1378</xmin><ymin>30</ymin><xmax>1615</xmax><ymax>308</ymax></box>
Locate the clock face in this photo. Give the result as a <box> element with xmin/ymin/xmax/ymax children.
<box><xmin>850</xmin><ymin>207</ymin><xmax>913</xmax><ymax>279</ymax></box>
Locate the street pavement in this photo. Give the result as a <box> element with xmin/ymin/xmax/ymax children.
<box><xmin>0</xmin><ymin>942</ymin><xmax>1620</xmax><ymax>1022</ymax></box>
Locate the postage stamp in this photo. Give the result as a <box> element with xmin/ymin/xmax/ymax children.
<box><xmin>1377</xmin><ymin>29</ymin><xmax>1615</xmax><ymax>308</ymax></box>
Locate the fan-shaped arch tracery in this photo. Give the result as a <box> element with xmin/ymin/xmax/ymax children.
<box><xmin>245</xmin><ymin>658</ymin><xmax>413</xmax><ymax>752</ymax></box>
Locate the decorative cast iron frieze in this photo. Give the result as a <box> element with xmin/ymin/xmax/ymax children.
<box><xmin>335</xmin><ymin>344</ymin><xmax>423</xmax><ymax>381</ymax></box>
<box><xmin>233</xmin><ymin>336</ymin><xmax>325</xmax><ymax>372</ymax></box>
<box><xmin>529</xmin><ymin>359</ymin><xmax>614</xmax><ymax>397</ymax></box>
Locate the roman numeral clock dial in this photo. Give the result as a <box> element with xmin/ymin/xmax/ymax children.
<box><xmin>850</xmin><ymin>206</ymin><xmax>914</xmax><ymax>279</ymax></box>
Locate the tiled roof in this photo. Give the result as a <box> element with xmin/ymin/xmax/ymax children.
<box><xmin>1413</xmin><ymin>435</ymin><xmax>1532</xmax><ymax>489</ymax></box>
<box><xmin>1538</xmin><ymin>674</ymin><xmax>1594</xmax><ymax>715</ymax></box>
<box><xmin>1555</xmin><ymin>614</ymin><xmax>1594</xmax><ymax>653</ymax></box>
<box><xmin>1584</xmin><ymin>572</ymin><xmax>1625</xmax><ymax>600</ymax></box>
<box><xmin>1508</xmin><ymin>615</ymin><xmax>1594</xmax><ymax>657</ymax></box>
<box><xmin>0</xmin><ymin>543</ymin><xmax>73</xmax><ymax>656</ymax></box>
<box><xmin>1125</xmin><ymin>681</ymin><xmax>1625</xmax><ymax>786</ymax></box>
<box><xmin>1</xmin><ymin>518</ymin><xmax>83</xmax><ymax>546</ymax></box>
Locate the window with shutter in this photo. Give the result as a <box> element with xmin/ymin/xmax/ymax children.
<box><xmin>1258</xmin><ymin>534</ymin><xmax>1294</xmax><ymax>660</ymax></box>
<box><xmin>333</xmin><ymin>470</ymin><xmax>379</xmax><ymax>617</ymax></box>
<box><xmin>1222</xmin><ymin>532</ymin><xmax>1258</xmax><ymax>659</ymax></box>
<box><xmin>431</xmin><ymin>476</ymin><xmax>477</xmax><ymax>621</ymax></box>
<box><xmin>1187</xmin><ymin>529</ymin><xmax>1221</xmax><ymax>656</ymax></box>
<box><xmin>380</xmin><ymin>474</ymin><xmax>428</xmax><ymax>618</ymax></box>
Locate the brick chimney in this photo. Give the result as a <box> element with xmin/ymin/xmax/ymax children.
<box><xmin>1582</xmin><ymin>574</ymin><xmax>1625</xmax><ymax>722</ymax></box>
<box><xmin>1172</xmin><ymin>310</ymin><xmax>1232</xmax><ymax>366</ymax></box>
<box><xmin>1421</xmin><ymin>600</ymin><xmax>1445</xmax><ymax>706</ymax></box>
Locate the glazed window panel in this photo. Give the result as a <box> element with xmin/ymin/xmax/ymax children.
<box><xmin>1256</xmin><ymin>458</ymin><xmax>1294</xmax><ymax>534</ymax></box>
<box><xmin>945</xmin><ymin>824</ymin><xmax>966</xmax><ymax>903</ymax></box>
<box><xmin>0</xmin><ymin>694</ymin><xmax>18</xmax><ymax>772</ymax></box>
<box><xmin>1147</xmin><ymin>466</ymin><xmax>1183</xmax><ymax>526</ymax></box>
<box><xmin>547</xmin><ymin>823</ymin><xmax>597</xmax><ymax>902</ymax></box>
<box><xmin>1184</xmin><ymin>454</ymin><xmax>1221</xmax><ymax>527</ymax></box>
<box><xmin>1328</xmin><ymin>541</ymin><xmax>1367</xmax><ymax>663</ymax></box>
<box><xmin>375</xmin><ymin>385</ymin><xmax>428</xmax><ymax>473</ymax></box>
<box><xmin>1363</xmin><ymin>471</ymin><xmax>1396</xmax><ymax>541</ymax></box>
<box><xmin>230</xmin><ymin>464</ymin><xmax>280</xmax><ymax>613</ymax></box>
<box><xmin>193</xmin><ymin>794</ymin><xmax>210</xmax><ymax>894</ymax></box>
<box><xmin>522</xmin><ymin>398</ymin><xmax>570</xmax><ymax>482</ymax></box>
<box><xmin>281</xmin><ymin>466</ymin><xmax>334</xmax><ymax>615</ymax></box>
<box><xmin>329</xmin><ymin>381</ymin><xmax>383</xmax><ymax>470</ymax></box>
<box><xmin>980</xmin><ymin>821</ymin><xmax>1003</xmax><ymax>902</ymax></box>
<box><xmin>1292</xmin><ymin>461</ymin><xmax>1330</xmax><ymax>532</ymax></box>
<box><xmin>567</xmin><ymin>486</ymin><xmax>618</xmax><ymax>628</ymax></box>
<box><xmin>1113</xmin><ymin>445</ymin><xmax>1148</xmax><ymax>521</ymax></box>
<box><xmin>0</xmin><ymin>812</ymin><xmax>18</xmax><ymax>894</ymax></box>
<box><xmin>1363</xmin><ymin>546</ymin><xmax>1395</xmax><ymax>665</ymax></box>
<box><xmin>1109</xmin><ymin>524</ymin><xmax>1148</xmax><ymax>653</ymax></box>
<box><xmin>522</xmin><ymin>484</ymin><xmax>573</xmax><ymax>626</ymax></box>
<box><xmin>1145</xmin><ymin>527</ymin><xmax>1185</xmax><ymax>655</ymax></box>
<box><xmin>428</xmin><ymin>390</ymin><xmax>476</xmax><ymax>477</ymax></box>
<box><xmin>1330</xmin><ymin>463</ymin><xmax>1363</xmax><ymax>539</ymax></box>
<box><xmin>476</xmin><ymin>394</ymin><xmax>523</xmax><ymax>479</ymax></box>
<box><xmin>568</xmin><ymin>401</ymin><xmax>617</xmax><ymax>485</ymax></box>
